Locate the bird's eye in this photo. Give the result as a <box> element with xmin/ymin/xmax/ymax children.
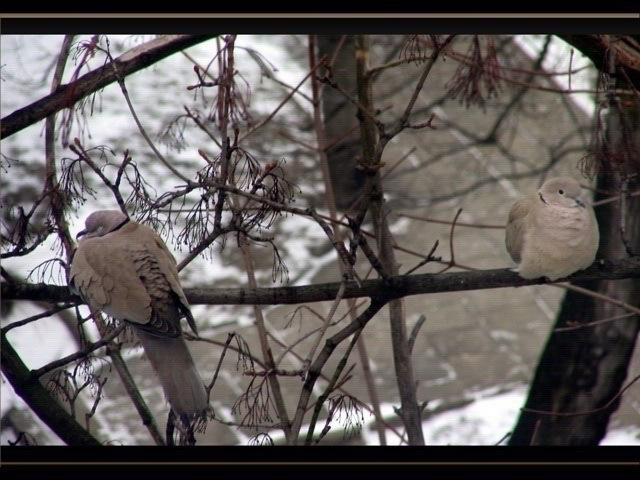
<box><xmin>558</xmin><ymin>189</ymin><xmax>564</xmax><ymax>195</ymax></box>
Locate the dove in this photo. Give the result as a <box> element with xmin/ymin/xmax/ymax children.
<box><xmin>69</xmin><ymin>210</ymin><xmax>208</xmax><ymax>420</ymax></box>
<box><xmin>506</xmin><ymin>177</ymin><xmax>599</xmax><ymax>281</ymax></box>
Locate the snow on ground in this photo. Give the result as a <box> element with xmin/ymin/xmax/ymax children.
<box><xmin>361</xmin><ymin>385</ymin><xmax>640</xmax><ymax>446</ymax></box>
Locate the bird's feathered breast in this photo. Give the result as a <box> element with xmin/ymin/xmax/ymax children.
<box><xmin>531</xmin><ymin>200</ymin><xmax>594</xmax><ymax>247</ymax></box>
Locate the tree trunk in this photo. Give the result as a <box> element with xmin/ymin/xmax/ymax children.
<box><xmin>316</xmin><ymin>35</ymin><xmax>368</xmax><ymax>211</ymax></box>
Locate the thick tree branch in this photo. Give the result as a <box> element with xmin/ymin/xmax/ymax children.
<box><xmin>4</xmin><ymin>258</ymin><xmax>640</xmax><ymax>308</ymax></box>
<box><xmin>1</xmin><ymin>35</ymin><xmax>216</xmax><ymax>139</ymax></box>
<box><xmin>1</xmin><ymin>333</ymin><xmax>102</xmax><ymax>446</ymax></box>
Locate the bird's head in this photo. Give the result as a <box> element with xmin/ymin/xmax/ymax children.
<box><xmin>77</xmin><ymin>210</ymin><xmax>129</xmax><ymax>240</ymax></box>
<box><xmin>538</xmin><ymin>177</ymin><xmax>587</xmax><ymax>209</ymax></box>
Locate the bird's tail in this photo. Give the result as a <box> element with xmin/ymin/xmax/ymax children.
<box><xmin>135</xmin><ymin>329</ymin><xmax>209</xmax><ymax>418</ymax></box>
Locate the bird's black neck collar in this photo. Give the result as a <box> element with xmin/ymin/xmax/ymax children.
<box><xmin>111</xmin><ymin>217</ymin><xmax>131</xmax><ymax>233</ymax></box>
<box><xmin>539</xmin><ymin>193</ymin><xmax>549</xmax><ymax>205</ymax></box>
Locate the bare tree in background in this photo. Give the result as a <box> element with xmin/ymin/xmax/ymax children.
<box><xmin>2</xmin><ymin>33</ymin><xmax>640</xmax><ymax>446</ymax></box>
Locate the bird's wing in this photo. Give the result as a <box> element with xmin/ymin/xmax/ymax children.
<box><xmin>505</xmin><ymin>195</ymin><xmax>532</xmax><ymax>264</ymax></box>
<box><xmin>70</xmin><ymin>222</ymin><xmax>186</xmax><ymax>337</ymax></box>
<box><xmin>131</xmin><ymin>223</ymin><xmax>199</xmax><ymax>335</ymax></box>
<box><xmin>70</xmin><ymin>232</ymin><xmax>153</xmax><ymax>325</ymax></box>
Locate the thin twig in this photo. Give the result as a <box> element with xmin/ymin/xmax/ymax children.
<box><xmin>30</xmin><ymin>323</ymin><xmax>126</xmax><ymax>379</ymax></box>
<box><xmin>264</xmin><ymin>319</ymin><xmax>405</xmax><ymax>444</ymax></box>
<box><xmin>275</xmin><ymin>304</ymin><xmax>359</xmax><ymax>365</ymax></box>
<box><xmin>554</xmin><ymin>312</ymin><xmax>638</xmax><ymax>332</ymax></box>
<box><xmin>213</xmin><ymin>36</ymin><xmax>235</xmax><ymax>231</ymax></box>
<box><xmin>184</xmin><ymin>106</ymin><xmax>223</xmax><ymax>149</ymax></box>
<box><xmin>404</xmin><ymin>240</ymin><xmax>441</xmax><ymax>276</ymax></box>
<box><xmin>238</xmin><ymin>235</ymin><xmax>292</xmax><ymax>441</ymax></box>
<box><xmin>276</xmin><ymin>129</ymin><xmax>319</xmax><ymax>152</ymax></box>
<box><xmin>407</xmin><ymin>315</ymin><xmax>427</xmax><ymax>355</ymax></box>
<box><xmin>238</xmin><ymin>54</ymin><xmax>327</xmax><ymax>143</ymax></box>
<box><xmin>522</xmin><ymin>372</ymin><xmax>640</xmax><ymax>418</ymax></box>
<box><xmin>396</xmin><ymin>212</ymin><xmax>505</xmax><ymax>229</ymax></box>
<box><xmin>436</xmin><ymin>208</ymin><xmax>463</xmax><ymax>274</ymax></box>
<box><xmin>69</xmin><ymin>140</ymin><xmax>128</xmax><ymax>213</ymax></box>
<box><xmin>2</xmin><ymin>303</ymin><xmax>76</xmax><ymax>334</ymax></box>
<box><xmin>243</xmin><ymin>368</ymin><xmax>305</xmax><ymax>377</ymax></box>
<box><xmin>45</xmin><ymin>35</ymin><xmax>76</xmax><ymax>265</ymax></box>
<box><xmin>556</xmin><ymin>283</ymin><xmax>640</xmax><ymax>316</ymax></box>
<box><xmin>185</xmin><ymin>332</ymin><xmax>267</xmax><ymax>370</ymax></box>
<box><xmin>592</xmin><ymin>188</ymin><xmax>640</xmax><ymax>207</ymax></box>
<box><xmin>108</xmin><ymin>48</ymin><xmax>192</xmax><ymax>184</ymax></box>
<box><xmin>307</xmin><ymin>207</ymin><xmax>360</xmax><ymax>285</ymax></box>
<box><xmin>347</xmin><ymin>216</ymin><xmax>388</xmax><ymax>281</ymax></box>
<box><xmin>301</xmin><ymin>281</ymin><xmax>347</xmax><ymax>377</ymax></box>
<box><xmin>392</xmin><ymin>35</ymin><xmax>455</xmax><ymax>138</ymax></box>
<box><xmin>367</xmin><ymin>48</ymin><xmax>590</xmax><ymax>79</ymax></box>
<box><xmin>206</xmin><ymin>332</ymin><xmax>235</xmax><ymax>397</ymax></box>
<box><xmin>176</xmin><ymin>225</ymin><xmax>234</xmax><ymax>272</ymax></box>
<box><xmin>107</xmin><ymin>344</ymin><xmax>165</xmax><ymax>445</ymax></box>
<box><xmin>288</xmin><ymin>297</ymin><xmax>388</xmax><ymax>445</ymax></box>
<box><xmin>305</xmin><ymin>328</ymin><xmax>362</xmax><ymax>445</ymax></box>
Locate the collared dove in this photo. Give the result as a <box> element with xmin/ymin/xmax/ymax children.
<box><xmin>506</xmin><ymin>177</ymin><xmax>599</xmax><ymax>281</ymax></box>
<box><xmin>69</xmin><ymin>210</ymin><xmax>208</xmax><ymax>419</ymax></box>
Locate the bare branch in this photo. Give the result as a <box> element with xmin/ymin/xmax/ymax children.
<box><xmin>5</xmin><ymin>257</ymin><xmax>640</xmax><ymax>307</ymax></box>
<box><xmin>2</xmin><ymin>35</ymin><xmax>216</xmax><ymax>139</ymax></box>
<box><xmin>396</xmin><ymin>212</ymin><xmax>505</xmax><ymax>230</ymax></box>
<box><xmin>302</xmin><ymin>280</ymin><xmax>347</xmax><ymax>376</ymax></box>
<box><xmin>30</xmin><ymin>324</ymin><xmax>126</xmax><ymax>379</ymax></box>
<box><xmin>1</xmin><ymin>333</ymin><xmax>102</xmax><ymax>446</ymax></box>
<box><xmin>554</xmin><ymin>312</ymin><xmax>638</xmax><ymax>333</ymax></box>
<box><xmin>238</xmin><ymin>54</ymin><xmax>327</xmax><ymax>143</ymax></box>
<box><xmin>305</xmin><ymin>328</ymin><xmax>362</xmax><ymax>445</ymax></box>
<box><xmin>521</xmin><ymin>372</ymin><xmax>640</xmax><ymax>418</ymax></box>
<box><xmin>238</xmin><ymin>235</ymin><xmax>291</xmax><ymax>441</ymax></box>
<box><xmin>404</xmin><ymin>240</ymin><xmax>441</xmax><ymax>276</ymax></box>
<box><xmin>407</xmin><ymin>315</ymin><xmax>427</xmax><ymax>355</ymax></box>
<box><xmin>1</xmin><ymin>303</ymin><xmax>76</xmax><ymax>335</ymax></box>
<box><xmin>288</xmin><ymin>297</ymin><xmax>388</xmax><ymax>444</ymax></box>
<box><xmin>107</xmin><ymin>345</ymin><xmax>165</xmax><ymax>445</ymax></box>
<box><xmin>108</xmin><ymin>46</ymin><xmax>192</xmax><ymax>184</ymax></box>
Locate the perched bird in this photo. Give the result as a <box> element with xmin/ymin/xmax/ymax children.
<box><xmin>506</xmin><ymin>177</ymin><xmax>599</xmax><ymax>281</ymax></box>
<box><xmin>69</xmin><ymin>210</ymin><xmax>208</xmax><ymax>421</ymax></box>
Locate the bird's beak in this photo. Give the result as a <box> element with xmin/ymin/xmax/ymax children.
<box><xmin>575</xmin><ymin>198</ymin><xmax>586</xmax><ymax>209</ymax></box>
<box><xmin>76</xmin><ymin>229</ymin><xmax>87</xmax><ymax>239</ymax></box>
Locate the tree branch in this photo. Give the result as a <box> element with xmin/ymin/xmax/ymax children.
<box><xmin>6</xmin><ymin>258</ymin><xmax>639</xmax><ymax>309</ymax></box>
<box><xmin>1</xmin><ymin>333</ymin><xmax>102</xmax><ymax>446</ymax></box>
<box><xmin>1</xmin><ymin>35</ymin><xmax>216</xmax><ymax>139</ymax></box>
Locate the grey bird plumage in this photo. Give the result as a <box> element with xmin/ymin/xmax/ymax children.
<box><xmin>69</xmin><ymin>210</ymin><xmax>208</xmax><ymax>418</ymax></box>
<box><xmin>506</xmin><ymin>177</ymin><xmax>600</xmax><ymax>281</ymax></box>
